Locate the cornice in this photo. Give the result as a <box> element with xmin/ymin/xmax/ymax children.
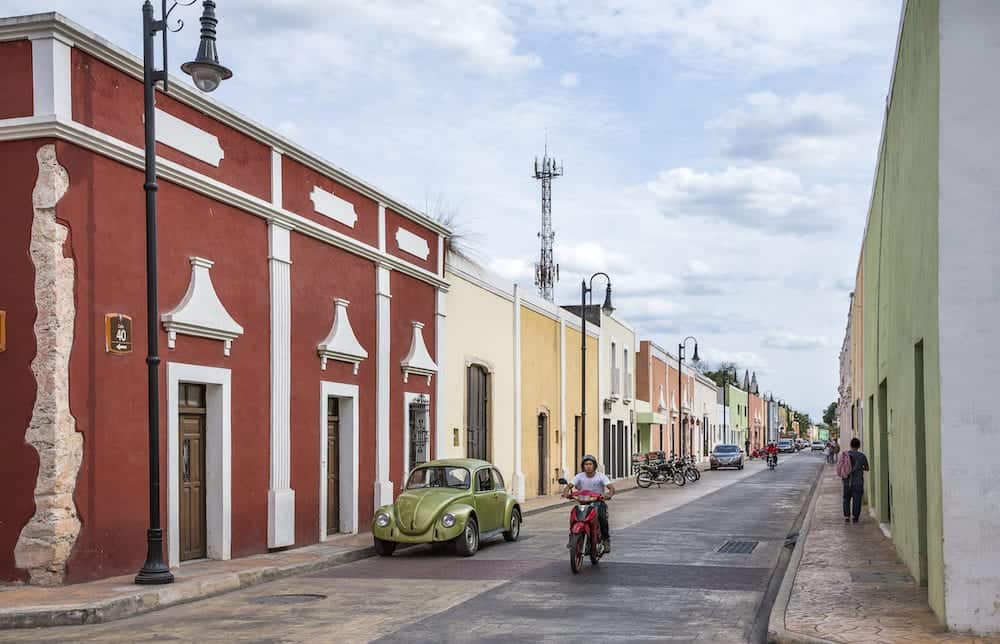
<box><xmin>0</xmin><ymin>12</ymin><xmax>451</xmax><ymax>238</ymax></box>
<box><xmin>0</xmin><ymin>115</ymin><xmax>449</xmax><ymax>290</ymax></box>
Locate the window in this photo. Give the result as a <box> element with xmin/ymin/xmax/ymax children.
<box><xmin>406</xmin><ymin>466</ymin><xmax>470</xmax><ymax>490</ymax></box>
<box><xmin>476</xmin><ymin>468</ymin><xmax>493</xmax><ymax>492</ymax></box>
<box><xmin>492</xmin><ymin>469</ymin><xmax>505</xmax><ymax>490</ymax></box>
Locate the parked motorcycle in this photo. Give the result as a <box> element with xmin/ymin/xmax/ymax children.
<box><xmin>636</xmin><ymin>457</ymin><xmax>686</xmax><ymax>488</ymax></box>
<box><xmin>557</xmin><ymin>478</ymin><xmax>607</xmax><ymax>573</ymax></box>
<box><xmin>681</xmin><ymin>454</ymin><xmax>701</xmax><ymax>482</ymax></box>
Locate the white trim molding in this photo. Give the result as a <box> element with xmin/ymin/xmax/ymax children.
<box><xmin>162</xmin><ymin>256</ymin><xmax>244</xmax><ymax>356</ymax></box>
<box><xmin>400</xmin><ymin>321</ymin><xmax>437</xmax><ymax>384</ymax></box>
<box><xmin>317</xmin><ymin>298</ymin><xmax>369</xmax><ymax>374</ymax></box>
<box><xmin>30</xmin><ymin>33</ymin><xmax>72</xmax><ymax>121</ymax></box>
<box><xmin>512</xmin><ymin>284</ymin><xmax>525</xmax><ymax>501</ymax></box>
<box><xmin>154</xmin><ymin>108</ymin><xmax>224</xmax><ymax>166</ymax></box>
<box><xmin>377</xmin><ymin>204</ymin><xmax>386</xmax><ymax>252</ymax></box>
<box><xmin>267</xmin><ymin>223</ymin><xmax>294</xmax><ymax>548</ymax></box>
<box><xmin>395</xmin><ymin>227</ymin><xmax>430</xmax><ymax>261</ymax></box>
<box><xmin>310</xmin><ymin>185</ymin><xmax>358</xmax><ymax>228</ymax></box>
<box><xmin>374</xmin><ymin>265</ymin><xmax>393</xmax><ymax>507</ymax></box>
<box><xmin>320</xmin><ymin>381</ymin><xmax>360</xmax><ymax>539</ymax></box>
<box><xmin>167</xmin><ymin>362</ymin><xmax>232</xmax><ymax>568</ymax></box>
<box><xmin>434</xmin><ymin>289</ymin><xmax>446</xmax><ymax>460</ymax></box>
<box><xmin>270</xmin><ymin>148</ymin><xmax>282</xmax><ymax>208</ymax></box>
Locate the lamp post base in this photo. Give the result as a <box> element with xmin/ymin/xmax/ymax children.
<box><xmin>134</xmin><ymin>528</ymin><xmax>174</xmax><ymax>585</ymax></box>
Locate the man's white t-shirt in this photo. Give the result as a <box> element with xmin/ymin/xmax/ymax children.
<box><xmin>572</xmin><ymin>471</ymin><xmax>611</xmax><ymax>495</ymax></box>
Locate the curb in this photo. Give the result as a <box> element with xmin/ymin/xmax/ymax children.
<box><xmin>0</xmin><ymin>546</ymin><xmax>374</xmax><ymax>630</ymax></box>
<box><xmin>766</xmin><ymin>465</ymin><xmax>837</xmax><ymax>644</ymax></box>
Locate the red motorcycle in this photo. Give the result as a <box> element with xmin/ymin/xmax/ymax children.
<box><xmin>558</xmin><ymin>477</ymin><xmax>607</xmax><ymax>574</ymax></box>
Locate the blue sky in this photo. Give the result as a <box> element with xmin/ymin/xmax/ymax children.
<box><xmin>1</xmin><ymin>1</ymin><xmax>903</xmax><ymax>417</ymax></box>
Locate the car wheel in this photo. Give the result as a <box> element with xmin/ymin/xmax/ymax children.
<box><xmin>374</xmin><ymin>537</ymin><xmax>396</xmax><ymax>557</ymax></box>
<box><xmin>503</xmin><ymin>509</ymin><xmax>521</xmax><ymax>542</ymax></box>
<box><xmin>738</xmin><ymin>463</ymin><xmax>744</xmax><ymax>470</ymax></box>
<box><xmin>455</xmin><ymin>518</ymin><xmax>479</xmax><ymax>557</ymax></box>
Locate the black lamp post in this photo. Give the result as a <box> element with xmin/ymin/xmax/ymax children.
<box><xmin>580</xmin><ymin>273</ymin><xmax>613</xmax><ymax>460</ymax></box>
<box><xmin>136</xmin><ymin>0</ymin><xmax>233</xmax><ymax>586</ymax></box>
<box><xmin>676</xmin><ymin>337</ymin><xmax>699</xmax><ymax>457</ymax></box>
<box><xmin>720</xmin><ymin>366</ymin><xmax>737</xmax><ymax>444</ymax></box>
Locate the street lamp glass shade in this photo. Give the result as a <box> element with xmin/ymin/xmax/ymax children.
<box><xmin>691</xmin><ymin>342</ymin><xmax>700</xmax><ymax>363</ymax></box>
<box><xmin>601</xmin><ymin>283</ymin><xmax>614</xmax><ymax>315</ymax></box>
<box><xmin>181</xmin><ymin>61</ymin><xmax>231</xmax><ymax>92</ymax></box>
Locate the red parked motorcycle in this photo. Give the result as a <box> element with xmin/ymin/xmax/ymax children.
<box><xmin>558</xmin><ymin>477</ymin><xmax>607</xmax><ymax>574</ymax></box>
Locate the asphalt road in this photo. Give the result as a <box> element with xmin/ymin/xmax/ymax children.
<box><xmin>6</xmin><ymin>451</ymin><xmax>824</xmax><ymax>644</ymax></box>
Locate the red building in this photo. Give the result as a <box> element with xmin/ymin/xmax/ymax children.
<box><xmin>0</xmin><ymin>14</ymin><xmax>448</xmax><ymax>585</ymax></box>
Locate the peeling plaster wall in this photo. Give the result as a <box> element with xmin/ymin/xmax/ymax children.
<box><xmin>14</xmin><ymin>144</ymin><xmax>82</xmax><ymax>585</ymax></box>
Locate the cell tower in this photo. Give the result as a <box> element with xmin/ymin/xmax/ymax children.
<box><xmin>533</xmin><ymin>147</ymin><xmax>562</xmax><ymax>301</ymax></box>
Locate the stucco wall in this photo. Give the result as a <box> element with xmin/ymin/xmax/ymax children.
<box><xmin>519</xmin><ymin>307</ymin><xmax>561</xmax><ymax>498</ymax></box>
<box><xmin>938</xmin><ymin>0</ymin><xmax>1000</xmax><ymax>632</ymax></box>
<box><xmin>441</xmin><ymin>267</ymin><xmax>516</xmax><ymax>483</ymax></box>
<box><xmin>861</xmin><ymin>0</ymin><xmax>945</xmax><ymax>622</ymax></box>
<box><xmin>565</xmin><ymin>323</ymin><xmax>599</xmax><ymax>476</ymax></box>
<box><xmin>693</xmin><ymin>377</ymin><xmax>718</xmax><ymax>458</ymax></box>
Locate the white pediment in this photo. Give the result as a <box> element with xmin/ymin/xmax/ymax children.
<box><xmin>400</xmin><ymin>321</ymin><xmax>437</xmax><ymax>384</ymax></box>
<box><xmin>317</xmin><ymin>298</ymin><xmax>368</xmax><ymax>374</ymax></box>
<box><xmin>310</xmin><ymin>185</ymin><xmax>358</xmax><ymax>228</ymax></box>
<box><xmin>161</xmin><ymin>257</ymin><xmax>244</xmax><ymax>356</ymax></box>
<box><xmin>657</xmin><ymin>386</ymin><xmax>668</xmax><ymax>412</ymax></box>
<box><xmin>395</xmin><ymin>227</ymin><xmax>430</xmax><ymax>260</ymax></box>
<box><xmin>154</xmin><ymin>109</ymin><xmax>225</xmax><ymax>166</ymax></box>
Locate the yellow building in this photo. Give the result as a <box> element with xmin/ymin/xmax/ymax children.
<box><xmin>442</xmin><ymin>254</ymin><xmax>599</xmax><ymax>501</ymax></box>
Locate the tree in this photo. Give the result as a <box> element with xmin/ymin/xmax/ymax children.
<box><xmin>703</xmin><ymin>362</ymin><xmax>741</xmax><ymax>388</ymax></box>
<box><xmin>822</xmin><ymin>401</ymin><xmax>838</xmax><ymax>427</ymax></box>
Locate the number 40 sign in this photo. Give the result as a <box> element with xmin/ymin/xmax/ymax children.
<box><xmin>105</xmin><ymin>313</ymin><xmax>133</xmax><ymax>355</ymax></box>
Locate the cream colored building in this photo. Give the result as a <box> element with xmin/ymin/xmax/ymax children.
<box><xmin>693</xmin><ymin>373</ymin><xmax>719</xmax><ymax>462</ymax></box>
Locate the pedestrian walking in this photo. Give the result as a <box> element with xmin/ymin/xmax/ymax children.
<box><xmin>824</xmin><ymin>442</ymin><xmax>833</xmax><ymax>464</ymax></box>
<box><xmin>744</xmin><ymin>439</ymin><xmax>750</xmax><ymax>457</ymax></box>
<box><xmin>837</xmin><ymin>437</ymin><xmax>869</xmax><ymax>523</ymax></box>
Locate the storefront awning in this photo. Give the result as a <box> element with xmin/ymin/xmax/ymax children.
<box><xmin>636</xmin><ymin>411</ymin><xmax>667</xmax><ymax>425</ymax></box>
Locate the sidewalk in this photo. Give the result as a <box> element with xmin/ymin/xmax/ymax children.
<box><xmin>0</xmin><ymin>479</ymin><xmax>632</xmax><ymax>630</ymax></box>
<box><xmin>771</xmin><ymin>464</ymin><xmax>999</xmax><ymax>643</ymax></box>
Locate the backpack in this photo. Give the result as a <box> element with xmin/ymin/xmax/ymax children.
<box><xmin>836</xmin><ymin>451</ymin><xmax>853</xmax><ymax>479</ymax></box>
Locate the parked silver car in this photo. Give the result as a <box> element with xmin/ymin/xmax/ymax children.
<box><xmin>709</xmin><ymin>444</ymin><xmax>744</xmax><ymax>470</ymax></box>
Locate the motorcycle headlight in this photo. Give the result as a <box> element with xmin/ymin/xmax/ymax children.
<box><xmin>441</xmin><ymin>513</ymin><xmax>456</xmax><ymax>528</ymax></box>
<box><xmin>375</xmin><ymin>512</ymin><xmax>391</xmax><ymax>528</ymax></box>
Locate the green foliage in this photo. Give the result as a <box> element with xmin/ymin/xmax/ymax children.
<box><xmin>822</xmin><ymin>401</ymin><xmax>838</xmax><ymax>426</ymax></box>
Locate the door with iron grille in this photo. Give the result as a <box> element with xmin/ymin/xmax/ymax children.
<box><xmin>327</xmin><ymin>397</ymin><xmax>340</xmax><ymax>535</ymax></box>
<box><xmin>179</xmin><ymin>383</ymin><xmax>207</xmax><ymax>561</ymax></box>
<box><xmin>466</xmin><ymin>365</ymin><xmax>489</xmax><ymax>460</ymax></box>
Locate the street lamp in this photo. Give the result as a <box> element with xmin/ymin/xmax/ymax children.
<box><xmin>580</xmin><ymin>273</ymin><xmax>613</xmax><ymax>459</ymax></box>
<box><xmin>136</xmin><ymin>0</ymin><xmax>233</xmax><ymax>586</ymax></box>
<box><xmin>720</xmin><ymin>366</ymin><xmax>737</xmax><ymax>444</ymax></box>
<box><xmin>763</xmin><ymin>391</ymin><xmax>774</xmax><ymax>443</ymax></box>
<box><xmin>676</xmin><ymin>336</ymin><xmax>699</xmax><ymax>457</ymax></box>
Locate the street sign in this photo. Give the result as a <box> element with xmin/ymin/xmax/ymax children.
<box><xmin>105</xmin><ymin>313</ymin><xmax>133</xmax><ymax>355</ymax></box>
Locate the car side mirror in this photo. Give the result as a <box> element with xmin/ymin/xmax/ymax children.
<box><xmin>557</xmin><ymin>477</ymin><xmax>568</xmax><ymax>486</ymax></box>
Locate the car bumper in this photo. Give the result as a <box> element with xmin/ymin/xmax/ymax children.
<box><xmin>372</xmin><ymin>521</ymin><xmax>466</xmax><ymax>544</ymax></box>
<box><xmin>712</xmin><ymin>459</ymin><xmax>742</xmax><ymax>467</ymax></box>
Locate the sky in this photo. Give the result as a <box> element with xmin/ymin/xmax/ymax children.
<box><xmin>1</xmin><ymin>1</ymin><xmax>903</xmax><ymax>418</ymax></box>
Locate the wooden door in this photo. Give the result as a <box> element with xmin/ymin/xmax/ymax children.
<box><xmin>327</xmin><ymin>397</ymin><xmax>340</xmax><ymax>535</ymax></box>
<box><xmin>466</xmin><ymin>365</ymin><xmax>489</xmax><ymax>460</ymax></box>
<box><xmin>179</xmin><ymin>383</ymin><xmax>207</xmax><ymax>561</ymax></box>
<box><xmin>536</xmin><ymin>414</ymin><xmax>547</xmax><ymax>496</ymax></box>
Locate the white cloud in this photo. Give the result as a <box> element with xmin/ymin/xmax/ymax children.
<box><xmin>531</xmin><ymin>0</ymin><xmax>899</xmax><ymax>73</ymax></box>
<box><xmin>708</xmin><ymin>91</ymin><xmax>877</xmax><ymax>167</ymax></box>
<box><xmin>646</xmin><ymin>165</ymin><xmax>845</xmax><ymax>233</ymax></box>
<box><xmin>560</xmin><ymin>72</ymin><xmax>580</xmax><ymax>88</ymax></box>
<box><xmin>762</xmin><ymin>332</ymin><xmax>829</xmax><ymax>351</ymax></box>
<box><xmin>700</xmin><ymin>347</ymin><xmax>769</xmax><ymax>373</ymax></box>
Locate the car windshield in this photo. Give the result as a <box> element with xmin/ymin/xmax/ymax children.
<box><xmin>714</xmin><ymin>445</ymin><xmax>739</xmax><ymax>453</ymax></box>
<box><xmin>778</xmin><ymin>440</ymin><xmax>792</xmax><ymax>446</ymax></box>
<box><xmin>406</xmin><ymin>466</ymin><xmax>471</xmax><ymax>490</ymax></box>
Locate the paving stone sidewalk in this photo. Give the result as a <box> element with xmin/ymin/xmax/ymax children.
<box><xmin>779</xmin><ymin>465</ymin><xmax>999</xmax><ymax>643</ymax></box>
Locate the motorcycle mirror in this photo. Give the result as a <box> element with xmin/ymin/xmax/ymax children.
<box><xmin>557</xmin><ymin>478</ymin><xmax>568</xmax><ymax>485</ymax></box>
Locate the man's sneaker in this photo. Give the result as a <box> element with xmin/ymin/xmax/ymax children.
<box><xmin>602</xmin><ymin>539</ymin><xmax>611</xmax><ymax>554</ymax></box>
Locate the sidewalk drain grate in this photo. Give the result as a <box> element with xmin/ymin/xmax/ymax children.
<box><xmin>249</xmin><ymin>593</ymin><xmax>327</xmax><ymax>605</ymax></box>
<box><xmin>718</xmin><ymin>540</ymin><xmax>758</xmax><ymax>554</ymax></box>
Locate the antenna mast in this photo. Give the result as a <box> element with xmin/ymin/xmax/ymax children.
<box><xmin>533</xmin><ymin>146</ymin><xmax>562</xmax><ymax>301</ymax></box>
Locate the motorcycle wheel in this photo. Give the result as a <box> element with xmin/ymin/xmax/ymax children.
<box><xmin>673</xmin><ymin>471</ymin><xmax>686</xmax><ymax>486</ymax></box>
<box><xmin>692</xmin><ymin>467</ymin><xmax>701</xmax><ymax>481</ymax></box>
<box><xmin>636</xmin><ymin>471</ymin><xmax>653</xmax><ymax>488</ymax></box>
<box><xmin>685</xmin><ymin>468</ymin><xmax>698</xmax><ymax>483</ymax></box>
<box><xmin>570</xmin><ymin>534</ymin><xmax>585</xmax><ymax>574</ymax></box>
<box><xmin>589</xmin><ymin>537</ymin><xmax>601</xmax><ymax>565</ymax></box>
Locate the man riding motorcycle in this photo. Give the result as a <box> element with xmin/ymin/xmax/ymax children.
<box><xmin>562</xmin><ymin>454</ymin><xmax>615</xmax><ymax>552</ymax></box>
<box><xmin>765</xmin><ymin>441</ymin><xmax>779</xmax><ymax>467</ymax></box>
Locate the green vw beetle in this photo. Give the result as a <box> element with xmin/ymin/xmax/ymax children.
<box><xmin>372</xmin><ymin>459</ymin><xmax>522</xmax><ymax>557</ymax></box>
